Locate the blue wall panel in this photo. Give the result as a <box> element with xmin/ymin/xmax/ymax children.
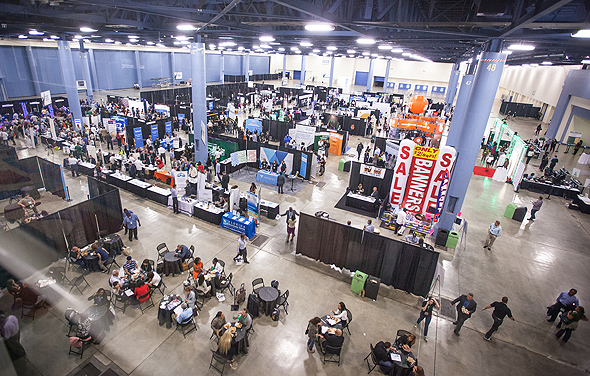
<box><xmin>93</xmin><ymin>49</ymin><xmax>136</xmax><ymax>90</ymax></box>
<box><xmin>174</xmin><ymin>52</ymin><xmax>191</xmax><ymax>82</ymax></box>
<box><xmin>355</xmin><ymin>71</ymin><xmax>369</xmax><ymax>86</ymax></box>
<box><xmin>205</xmin><ymin>54</ymin><xmax>220</xmax><ymax>82</ymax></box>
<box><xmin>224</xmin><ymin>55</ymin><xmax>242</xmax><ymax>75</ymax></box>
<box><xmin>0</xmin><ymin>46</ymin><xmax>35</xmax><ymax>98</ymax></box>
<box><xmin>139</xmin><ymin>51</ymin><xmax>171</xmax><ymax>88</ymax></box>
<box><xmin>31</xmin><ymin>47</ymin><xmax>66</xmax><ymax>95</ymax></box>
<box><xmin>250</xmin><ymin>56</ymin><xmax>270</xmax><ymax>75</ymax></box>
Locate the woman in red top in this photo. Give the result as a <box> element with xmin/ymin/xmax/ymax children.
<box><xmin>134</xmin><ymin>282</ymin><xmax>150</xmax><ymax>303</ymax></box>
<box><xmin>155</xmin><ymin>157</ymin><xmax>164</xmax><ymax>169</ymax></box>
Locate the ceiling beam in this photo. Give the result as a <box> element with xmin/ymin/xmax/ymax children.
<box><xmin>199</xmin><ymin>0</ymin><xmax>243</xmax><ymax>29</ymax></box>
<box><xmin>500</xmin><ymin>0</ymin><xmax>575</xmax><ymax>37</ymax></box>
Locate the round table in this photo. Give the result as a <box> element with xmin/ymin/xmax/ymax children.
<box><xmin>4</xmin><ymin>204</ymin><xmax>25</xmax><ymax>222</ymax></box>
<box><xmin>157</xmin><ymin>294</ymin><xmax>182</xmax><ymax>328</ymax></box>
<box><xmin>390</xmin><ymin>348</ymin><xmax>416</xmax><ymax>376</ymax></box>
<box><xmin>84</xmin><ymin>305</ymin><xmax>112</xmax><ymax>343</ymax></box>
<box><xmin>320</xmin><ymin>315</ymin><xmax>343</xmax><ymax>329</ymax></box>
<box><xmin>102</xmin><ymin>234</ymin><xmax>124</xmax><ymax>255</ymax></box>
<box><xmin>220</xmin><ymin>323</ymin><xmax>248</xmax><ymax>354</ymax></box>
<box><xmin>163</xmin><ymin>252</ymin><xmax>182</xmax><ymax>276</ymax></box>
<box><xmin>83</xmin><ymin>254</ymin><xmax>100</xmax><ymax>272</ymax></box>
<box><xmin>258</xmin><ymin>286</ymin><xmax>279</xmax><ymax>316</ymax></box>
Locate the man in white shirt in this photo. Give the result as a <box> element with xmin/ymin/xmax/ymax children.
<box><xmin>395</xmin><ymin>208</ymin><xmax>407</xmax><ymax>235</ymax></box>
<box><xmin>68</xmin><ymin>154</ymin><xmax>80</xmax><ymax>177</ymax></box>
<box><xmin>364</xmin><ymin>219</ymin><xmax>375</xmax><ymax>233</ymax></box>
<box><xmin>484</xmin><ymin>220</ymin><xmax>502</xmax><ymax>250</ymax></box>
<box><xmin>234</xmin><ymin>234</ymin><xmax>250</xmax><ymax>264</ymax></box>
<box><xmin>109</xmin><ymin>270</ymin><xmax>124</xmax><ymax>287</ymax></box>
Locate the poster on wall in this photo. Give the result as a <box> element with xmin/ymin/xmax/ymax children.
<box><xmin>300</xmin><ymin>154</ymin><xmax>308</xmax><ymax>177</ymax></box>
<box><xmin>360</xmin><ymin>164</ymin><xmax>386</xmax><ymax>179</ymax></box>
<box><xmin>41</xmin><ymin>90</ymin><xmax>51</xmax><ymax>107</ymax></box>
<box><xmin>133</xmin><ymin>127</ymin><xmax>144</xmax><ymax>148</ymax></box>
<box><xmin>165</xmin><ymin>121</ymin><xmax>172</xmax><ymax>135</ymax></box>
<box><xmin>295</xmin><ymin>124</ymin><xmax>316</xmax><ymax>147</ymax></box>
<box><xmin>259</xmin><ymin>147</ymin><xmax>293</xmax><ymax>173</ymax></box>
<box><xmin>247</xmin><ymin>150</ymin><xmax>257</xmax><ymax>163</ymax></box>
<box><xmin>328</xmin><ymin>132</ymin><xmax>343</xmax><ymax>156</ymax></box>
<box><xmin>245</xmin><ymin>119</ymin><xmax>263</xmax><ymax>134</ymax></box>
<box><xmin>150</xmin><ymin>124</ymin><xmax>159</xmax><ymax>141</ymax></box>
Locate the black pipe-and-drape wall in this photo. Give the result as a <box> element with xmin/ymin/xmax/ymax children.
<box><xmin>296</xmin><ymin>213</ymin><xmax>439</xmax><ymax>297</ymax></box>
<box><xmin>348</xmin><ymin>161</ymin><xmax>393</xmax><ymax>201</ymax></box>
<box><xmin>342</xmin><ymin>116</ymin><xmax>367</xmax><ymax>136</ymax></box>
<box><xmin>38</xmin><ymin>158</ymin><xmax>66</xmax><ymax>199</ymax></box>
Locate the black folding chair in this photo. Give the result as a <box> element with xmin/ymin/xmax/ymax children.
<box><xmin>111</xmin><ymin>291</ymin><xmax>127</xmax><ymax>314</ymax></box>
<box><xmin>209</xmin><ymin>349</ymin><xmax>229</xmax><ymax>375</ymax></box>
<box><xmin>252</xmin><ymin>278</ymin><xmax>264</xmax><ymax>295</ymax></box>
<box><xmin>218</xmin><ymin>260</ymin><xmax>226</xmax><ymax>278</ymax></box>
<box><xmin>69</xmin><ymin>275</ymin><xmax>90</xmax><ymax>294</ymax></box>
<box><xmin>156</xmin><ymin>243</ymin><xmax>169</xmax><ymax>263</ymax></box>
<box><xmin>103</xmin><ymin>250</ymin><xmax>119</xmax><ymax>273</ymax></box>
<box><xmin>64</xmin><ymin>309</ymin><xmax>79</xmax><ymax>337</ymax></box>
<box><xmin>323</xmin><ymin>344</ymin><xmax>342</xmax><ymax>366</ymax></box>
<box><xmin>175</xmin><ymin>314</ymin><xmax>197</xmax><ymax>339</ymax></box>
<box><xmin>342</xmin><ymin>309</ymin><xmax>352</xmax><ymax>335</ymax></box>
<box><xmin>219</xmin><ymin>273</ymin><xmax>235</xmax><ymax>296</ymax></box>
<box><xmin>137</xmin><ymin>290</ymin><xmax>155</xmax><ymax>314</ymax></box>
<box><xmin>363</xmin><ymin>343</ymin><xmax>379</xmax><ymax>374</ymax></box>
<box><xmin>276</xmin><ymin>289</ymin><xmax>289</xmax><ymax>315</ymax></box>
<box><xmin>394</xmin><ymin>329</ymin><xmax>411</xmax><ymax>348</ymax></box>
<box><xmin>188</xmin><ymin>245</ymin><xmax>195</xmax><ymax>266</ymax></box>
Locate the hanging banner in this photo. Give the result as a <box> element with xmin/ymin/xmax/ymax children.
<box><xmin>300</xmin><ymin>154</ymin><xmax>308</xmax><ymax>177</ymax></box>
<box><xmin>434</xmin><ymin>170</ymin><xmax>449</xmax><ymax>221</ymax></box>
<box><xmin>165</xmin><ymin>121</ymin><xmax>172</xmax><ymax>136</ymax></box>
<box><xmin>20</xmin><ymin>103</ymin><xmax>29</xmax><ymax>118</ymax></box>
<box><xmin>401</xmin><ymin>146</ymin><xmax>439</xmax><ymax>214</ymax></box>
<box><xmin>246</xmin><ymin>191</ymin><xmax>260</xmax><ymax>222</ymax></box>
<box><xmin>424</xmin><ymin>145</ymin><xmax>456</xmax><ymax>214</ymax></box>
<box><xmin>389</xmin><ymin>139</ymin><xmax>416</xmax><ymax>207</ymax></box>
<box><xmin>47</xmin><ymin>103</ymin><xmax>54</xmax><ymax>118</ymax></box>
<box><xmin>151</xmin><ymin>124</ymin><xmax>159</xmax><ymax>141</ymax></box>
<box><xmin>247</xmin><ymin>150</ymin><xmax>257</xmax><ymax>163</ymax></box>
<box><xmin>49</xmin><ymin>117</ymin><xmax>56</xmax><ymax>140</ymax></box>
<box><xmin>133</xmin><ymin>127</ymin><xmax>144</xmax><ymax>148</ymax></box>
<box><xmin>245</xmin><ymin>119</ymin><xmax>263</xmax><ymax>134</ymax></box>
<box><xmin>175</xmin><ymin>171</ymin><xmax>187</xmax><ymax>190</ymax></box>
<box><xmin>360</xmin><ymin>164</ymin><xmax>386</xmax><ymax>179</ymax></box>
<box><xmin>41</xmin><ymin>90</ymin><xmax>51</xmax><ymax>106</ymax></box>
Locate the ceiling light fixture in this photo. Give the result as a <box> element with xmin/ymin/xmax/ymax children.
<box><xmin>259</xmin><ymin>35</ymin><xmax>275</xmax><ymax>42</ymax></box>
<box><xmin>502</xmin><ymin>50</ymin><xmax>513</xmax><ymax>55</ymax></box>
<box><xmin>582</xmin><ymin>59</ymin><xmax>590</xmax><ymax>64</ymax></box>
<box><xmin>18</xmin><ymin>35</ymin><xmax>27</xmax><ymax>39</ymax></box>
<box><xmin>571</xmin><ymin>29</ymin><xmax>590</xmax><ymax>38</ymax></box>
<box><xmin>312</xmin><ymin>49</ymin><xmax>320</xmax><ymax>53</ymax></box>
<box><xmin>300</xmin><ymin>41</ymin><xmax>313</xmax><ymax>47</ymax></box>
<box><xmin>290</xmin><ymin>46</ymin><xmax>299</xmax><ymax>51</ymax></box>
<box><xmin>304</xmin><ymin>23</ymin><xmax>334</xmax><ymax>32</ymax></box>
<box><xmin>104</xmin><ymin>38</ymin><xmax>114</xmax><ymax>43</ymax></box>
<box><xmin>220</xmin><ymin>41</ymin><xmax>236</xmax><ymax>47</ymax></box>
<box><xmin>541</xmin><ymin>61</ymin><xmax>552</xmax><ymax>65</ymax></box>
<box><xmin>156</xmin><ymin>43</ymin><xmax>165</xmax><ymax>48</ymax></box>
<box><xmin>327</xmin><ymin>46</ymin><xmax>337</xmax><ymax>51</ymax></box>
<box><xmin>260</xmin><ymin>44</ymin><xmax>271</xmax><ymax>49</ymax></box>
<box><xmin>357</xmin><ymin>38</ymin><xmax>376</xmax><ymax>44</ymax></box>
<box><xmin>146</xmin><ymin>41</ymin><xmax>155</xmax><ymax>45</ymax></box>
<box><xmin>278</xmin><ymin>47</ymin><xmax>285</xmax><ymax>52</ymax></box>
<box><xmin>237</xmin><ymin>46</ymin><xmax>244</xmax><ymax>51</ymax></box>
<box><xmin>114</xmin><ymin>41</ymin><xmax>122</xmax><ymax>45</ymax></box>
<box><xmin>402</xmin><ymin>52</ymin><xmax>411</xmax><ymax>56</ymax></box>
<box><xmin>80</xmin><ymin>27</ymin><xmax>97</xmax><ymax>33</ymax></box>
<box><xmin>378</xmin><ymin>45</ymin><xmax>392</xmax><ymax>50</ymax></box>
<box><xmin>176</xmin><ymin>24</ymin><xmax>197</xmax><ymax>31</ymax></box>
<box><xmin>29</xmin><ymin>29</ymin><xmax>44</xmax><ymax>35</ymax></box>
<box><xmin>50</xmin><ymin>35</ymin><xmax>59</xmax><ymax>39</ymax></box>
<box><xmin>347</xmin><ymin>49</ymin><xmax>356</xmax><ymax>54</ymax></box>
<box><xmin>507</xmin><ymin>44</ymin><xmax>535</xmax><ymax>51</ymax></box>
<box><xmin>391</xmin><ymin>48</ymin><xmax>403</xmax><ymax>53</ymax></box>
<box><xmin>362</xmin><ymin>51</ymin><xmax>370</xmax><ymax>56</ymax></box>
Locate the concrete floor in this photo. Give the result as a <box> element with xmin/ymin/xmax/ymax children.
<box><xmin>2</xmin><ymin>103</ymin><xmax>590</xmax><ymax>376</ymax></box>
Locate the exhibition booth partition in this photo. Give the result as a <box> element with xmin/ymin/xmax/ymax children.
<box><xmin>0</xmin><ymin>153</ymin><xmax>65</xmax><ymax>200</ymax></box>
<box><xmin>347</xmin><ymin>161</ymin><xmax>394</xmax><ymax>202</ymax></box>
<box><xmin>124</xmin><ymin>117</ymin><xmax>174</xmax><ymax>148</ymax></box>
<box><xmin>296</xmin><ymin>212</ymin><xmax>439</xmax><ymax>297</ymax></box>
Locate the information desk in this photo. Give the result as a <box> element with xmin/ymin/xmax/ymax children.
<box><xmin>127</xmin><ymin>179</ymin><xmax>152</xmax><ymax>198</ymax></box>
<box><xmin>208</xmin><ymin>184</ymin><xmax>229</xmax><ymax>202</ymax></box>
<box><xmin>193</xmin><ymin>202</ymin><xmax>225</xmax><ymax>225</ymax></box>
<box><xmin>259</xmin><ymin>200</ymin><xmax>280</xmax><ymax>219</ymax></box>
<box><xmin>573</xmin><ymin>195</ymin><xmax>590</xmax><ymax>214</ymax></box>
<box><xmin>147</xmin><ymin>186</ymin><xmax>171</xmax><ymax>205</ymax></box>
<box><xmin>78</xmin><ymin>161</ymin><xmax>96</xmax><ymax>176</ymax></box>
<box><xmin>167</xmin><ymin>196</ymin><xmax>197</xmax><ymax>216</ymax></box>
<box><xmin>221</xmin><ymin>212</ymin><xmax>256</xmax><ymax>238</ymax></box>
<box><xmin>256</xmin><ymin>170</ymin><xmax>279</xmax><ymax>185</ymax></box>
<box><xmin>143</xmin><ymin>166</ymin><xmax>157</xmax><ymax>180</ymax></box>
<box><xmin>107</xmin><ymin>172</ymin><xmax>132</xmax><ymax>189</ymax></box>
<box><xmin>345</xmin><ymin>191</ymin><xmax>376</xmax><ymax>212</ymax></box>
<box><xmin>520</xmin><ymin>179</ymin><xmax>580</xmax><ymax>199</ymax></box>
<box><xmin>154</xmin><ymin>169</ymin><xmax>174</xmax><ymax>186</ymax></box>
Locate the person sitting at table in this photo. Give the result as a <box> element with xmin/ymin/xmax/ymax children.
<box><xmin>405</xmin><ymin>231</ymin><xmax>420</xmax><ymax>244</ymax></box>
<box><xmin>183</xmin><ymin>284</ymin><xmax>196</xmax><ymax>309</ymax></box>
<box><xmin>18</xmin><ymin>193</ymin><xmax>38</xmax><ymax>214</ymax></box>
<box><xmin>249</xmin><ymin>182</ymin><xmax>257</xmax><ymax>193</ymax></box>
<box><xmin>145</xmin><ymin>271</ymin><xmax>161</xmax><ymax>288</ymax></box>
<box><xmin>211</xmin><ymin>311</ymin><xmax>227</xmax><ymax>338</ymax></box>
<box><xmin>196</xmin><ymin>273</ymin><xmax>212</xmax><ymax>297</ymax></box>
<box><xmin>20</xmin><ymin>283</ymin><xmax>45</xmax><ymax>308</ymax></box>
<box><xmin>140</xmin><ymin>259</ymin><xmax>153</xmax><ymax>273</ymax></box>
<box><xmin>109</xmin><ymin>270</ymin><xmax>125</xmax><ymax>287</ymax></box>
<box><xmin>133</xmin><ymin>281</ymin><xmax>150</xmax><ymax>303</ymax></box>
<box><xmin>175</xmin><ymin>244</ymin><xmax>190</xmax><ymax>262</ymax></box>
<box><xmin>155</xmin><ymin>157</ymin><xmax>164</xmax><ymax>169</ymax></box>
<box><xmin>111</xmin><ymin>281</ymin><xmax>124</xmax><ymax>298</ymax></box>
<box><xmin>69</xmin><ymin>246</ymin><xmax>86</xmax><ymax>269</ymax></box>
<box><xmin>374</xmin><ymin>341</ymin><xmax>395</xmax><ymax>373</ymax></box>
<box><xmin>215</xmin><ymin>197</ymin><xmax>229</xmax><ymax>211</ymax></box>
<box><xmin>217</xmin><ymin>330</ymin><xmax>238</xmax><ymax>370</ymax></box>
<box><xmin>318</xmin><ymin>328</ymin><xmax>344</xmax><ymax>353</ymax></box>
<box><xmin>330</xmin><ymin>302</ymin><xmax>348</xmax><ymax>327</ymax></box>
<box><xmin>395</xmin><ymin>333</ymin><xmax>416</xmax><ymax>352</ymax></box>
<box><xmin>192</xmin><ymin>257</ymin><xmax>204</xmax><ymax>280</ymax></box>
<box><xmin>370</xmin><ymin>187</ymin><xmax>379</xmax><ymax>198</ymax></box>
<box><xmin>6</xmin><ymin>279</ymin><xmax>23</xmax><ymax>303</ymax></box>
<box><xmin>234</xmin><ymin>308</ymin><xmax>252</xmax><ymax>331</ymax></box>
<box><xmin>364</xmin><ymin>219</ymin><xmax>375</xmax><ymax>233</ymax></box>
<box><xmin>88</xmin><ymin>288</ymin><xmax>108</xmax><ymax>306</ymax></box>
<box><xmin>356</xmin><ymin>183</ymin><xmax>364</xmax><ymax>195</ymax></box>
<box><xmin>92</xmin><ymin>243</ymin><xmax>109</xmax><ymax>272</ymax></box>
<box><xmin>123</xmin><ymin>256</ymin><xmax>138</xmax><ymax>276</ymax></box>
<box><xmin>75</xmin><ymin>313</ymin><xmax>92</xmax><ymax>341</ymax></box>
<box><xmin>174</xmin><ymin>302</ymin><xmax>193</xmax><ymax>324</ymax></box>
<box><xmin>260</xmin><ymin>158</ymin><xmax>269</xmax><ymax>170</ymax></box>
<box><xmin>211</xmin><ymin>258</ymin><xmax>224</xmax><ymax>275</ymax></box>
<box><xmin>271</xmin><ymin>160</ymin><xmax>279</xmax><ymax>173</ymax></box>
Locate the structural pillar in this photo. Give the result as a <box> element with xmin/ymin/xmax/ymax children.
<box><xmin>444</xmin><ymin>74</ymin><xmax>474</xmax><ymax>147</ymax></box>
<box><xmin>88</xmin><ymin>49</ymin><xmax>99</xmax><ymax>91</ymax></box>
<box><xmin>56</xmin><ymin>39</ymin><xmax>83</xmax><ymax>130</ymax></box>
<box><xmin>282</xmin><ymin>54</ymin><xmax>287</xmax><ymax>80</ymax></box>
<box><xmin>135</xmin><ymin>50</ymin><xmax>142</xmax><ymax>88</ymax></box>
<box><xmin>25</xmin><ymin>46</ymin><xmax>41</xmax><ymax>95</ymax></box>
<box><xmin>244</xmin><ymin>53</ymin><xmax>250</xmax><ymax>83</ymax></box>
<box><xmin>300</xmin><ymin>55</ymin><xmax>306</xmax><ymax>85</ymax></box>
<box><xmin>366</xmin><ymin>58</ymin><xmax>375</xmax><ymax>92</ymax></box>
<box><xmin>191</xmin><ymin>41</ymin><xmax>208</xmax><ymax>164</ymax></box>
<box><xmin>438</xmin><ymin>49</ymin><xmax>506</xmax><ymax>231</ymax></box>
<box><xmin>328</xmin><ymin>56</ymin><xmax>335</xmax><ymax>87</ymax></box>
<box><xmin>219</xmin><ymin>51</ymin><xmax>225</xmax><ymax>84</ymax></box>
<box><xmin>79</xmin><ymin>41</ymin><xmax>93</xmax><ymax>100</ymax></box>
<box><xmin>444</xmin><ymin>62</ymin><xmax>461</xmax><ymax>111</ymax></box>
<box><xmin>170</xmin><ymin>52</ymin><xmax>176</xmax><ymax>85</ymax></box>
<box><xmin>382</xmin><ymin>58</ymin><xmax>391</xmax><ymax>93</ymax></box>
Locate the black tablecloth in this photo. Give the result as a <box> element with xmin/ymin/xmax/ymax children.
<box><xmin>260</xmin><ymin>202</ymin><xmax>280</xmax><ymax>219</ymax></box>
<box><xmin>520</xmin><ymin>179</ymin><xmax>580</xmax><ymax>199</ymax></box>
<box><xmin>163</xmin><ymin>252</ymin><xmax>182</xmax><ymax>276</ymax></box>
<box><xmin>106</xmin><ymin>174</ymin><xmax>130</xmax><ymax>190</ymax></box>
<box><xmin>84</xmin><ymin>254</ymin><xmax>101</xmax><ymax>272</ymax></box>
<box><xmin>78</xmin><ymin>163</ymin><xmax>95</xmax><ymax>176</ymax></box>
<box><xmin>193</xmin><ymin>205</ymin><xmax>224</xmax><ymax>225</ymax></box>
<box><xmin>84</xmin><ymin>305</ymin><xmax>111</xmax><ymax>342</ymax></box>
<box><xmin>258</xmin><ymin>287</ymin><xmax>279</xmax><ymax>316</ymax></box>
<box><xmin>126</xmin><ymin>180</ymin><xmax>150</xmax><ymax>198</ymax></box>
<box><xmin>573</xmin><ymin>195</ymin><xmax>590</xmax><ymax>214</ymax></box>
<box><xmin>346</xmin><ymin>193</ymin><xmax>377</xmax><ymax>212</ymax></box>
<box><xmin>147</xmin><ymin>188</ymin><xmax>171</xmax><ymax>205</ymax></box>
<box><xmin>144</xmin><ymin>168</ymin><xmax>157</xmax><ymax>180</ymax></box>
<box><xmin>320</xmin><ymin>315</ymin><xmax>343</xmax><ymax>329</ymax></box>
<box><xmin>102</xmin><ymin>234</ymin><xmax>124</xmax><ymax>255</ymax></box>
<box><xmin>220</xmin><ymin>324</ymin><xmax>248</xmax><ymax>354</ymax></box>
<box><xmin>157</xmin><ymin>296</ymin><xmax>182</xmax><ymax>329</ymax></box>
<box><xmin>388</xmin><ymin>349</ymin><xmax>415</xmax><ymax>376</ymax></box>
<box><xmin>4</xmin><ymin>204</ymin><xmax>25</xmax><ymax>222</ymax></box>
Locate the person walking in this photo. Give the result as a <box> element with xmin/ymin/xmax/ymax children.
<box><xmin>0</xmin><ymin>310</ymin><xmax>26</xmax><ymax>360</ymax></box>
<box><xmin>122</xmin><ymin>209</ymin><xmax>141</xmax><ymax>242</ymax></box>
<box><xmin>277</xmin><ymin>172</ymin><xmax>285</xmax><ymax>194</ymax></box>
<box><xmin>525</xmin><ymin>146</ymin><xmax>535</xmax><ymax>164</ymax></box>
<box><xmin>573</xmin><ymin>140</ymin><xmax>583</xmax><ymax>155</ymax></box>
<box><xmin>549</xmin><ymin>155</ymin><xmax>559</xmax><ymax>170</ymax></box>
<box><xmin>528</xmin><ymin>196</ymin><xmax>543</xmax><ymax>221</ymax></box>
<box><xmin>414</xmin><ymin>296</ymin><xmax>439</xmax><ymax>342</ymax></box>
<box><xmin>356</xmin><ymin>142</ymin><xmax>364</xmax><ymax>160</ymax></box>
<box><xmin>483</xmin><ymin>297</ymin><xmax>514</xmax><ymax>341</ymax></box>
<box><xmin>547</xmin><ymin>289</ymin><xmax>579</xmax><ymax>323</ymax></box>
<box><xmin>450</xmin><ymin>293</ymin><xmax>477</xmax><ymax>336</ymax></box>
<box><xmin>234</xmin><ymin>234</ymin><xmax>249</xmax><ymax>264</ymax></box>
<box><xmin>171</xmin><ymin>184</ymin><xmax>179</xmax><ymax>214</ymax></box>
<box><xmin>539</xmin><ymin>153</ymin><xmax>549</xmax><ymax>172</ymax></box>
<box><xmin>535</xmin><ymin>123</ymin><xmax>542</xmax><ymax>136</ymax></box>
<box><xmin>280</xmin><ymin>207</ymin><xmax>298</xmax><ymax>242</ymax></box>
<box><xmin>550</xmin><ymin>139</ymin><xmax>557</xmax><ymax>152</ymax></box>
<box><xmin>306</xmin><ymin>317</ymin><xmax>321</xmax><ymax>353</ymax></box>
<box><xmin>484</xmin><ymin>220</ymin><xmax>502</xmax><ymax>250</ymax></box>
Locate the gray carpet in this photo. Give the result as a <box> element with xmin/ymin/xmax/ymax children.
<box><xmin>229</xmin><ymin>168</ymin><xmax>309</xmax><ymax>196</ymax></box>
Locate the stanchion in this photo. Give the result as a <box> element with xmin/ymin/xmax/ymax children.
<box><xmin>65</xmin><ymin>186</ymin><xmax>73</xmax><ymax>202</ymax></box>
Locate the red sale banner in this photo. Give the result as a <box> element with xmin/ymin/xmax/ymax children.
<box><xmin>424</xmin><ymin>146</ymin><xmax>456</xmax><ymax>214</ymax></box>
<box><xmin>389</xmin><ymin>139</ymin><xmax>415</xmax><ymax>207</ymax></box>
<box><xmin>401</xmin><ymin>146</ymin><xmax>439</xmax><ymax>214</ymax></box>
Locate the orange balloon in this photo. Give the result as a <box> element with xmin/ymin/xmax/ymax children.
<box><xmin>409</xmin><ymin>95</ymin><xmax>428</xmax><ymax>114</ymax></box>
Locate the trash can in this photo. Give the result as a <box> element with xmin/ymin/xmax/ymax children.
<box><xmin>446</xmin><ymin>231</ymin><xmax>459</xmax><ymax>249</ymax></box>
<box><xmin>512</xmin><ymin>207</ymin><xmax>528</xmax><ymax>222</ymax></box>
<box><xmin>343</xmin><ymin>160</ymin><xmax>351</xmax><ymax>172</ymax></box>
<box><xmin>364</xmin><ymin>276</ymin><xmax>381</xmax><ymax>301</ymax></box>
<box><xmin>338</xmin><ymin>159</ymin><xmax>345</xmax><ymax>171</ymax></box>
<box><xmin>351</xmin><ymin>270</ymin><xmax>368</xmax><ymax>295</ymax></box>
<box><xmin>504</xmin><ymin>203</ymin><xmax>517</xmax><ymax>219</ymax></box>
<box><xmin>435</xmin><ymin>229</ymin><xmax>449</xmax><ymax>246</ymax></box>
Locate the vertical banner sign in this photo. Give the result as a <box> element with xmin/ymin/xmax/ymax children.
<box><xmin>165</xmin><ymin>121</ymin><xmax>172</xmax><ymax>136</ymax></box>
<box><xmin>389</xmin><ymin>139</ymin><xmax>415</xmax><ymax>207</ymax></box>
<box><xmin>401</xmin><ymin>146</ymin><xmax>439</xmax><ymax>214</ymax></box>
<box><xmin>20</xmin><ymin>103</ymin><xmax>29</xmax><ymax>118</ymax></box>
<box><xmin>434</xmin><ymin>171</ymin><xmax>450</xmax><ymax>222</ymax></box>
<box><xmin>151</xmin><ymin>124</ymin><xmax>159</xmax><ymax>141</ymax></box>
<box><xmin>47</xmin><ymin>104</ymin><xmax>54</xmax><ymax>118</ymax></box>
<box><xmin>424</xmin><ymin>145</ymin><xmax>456</xmax><ymax>214</ymax></box>
<box><xmin>300</xmin><ymin>154</ymin><xmax>308</xmax><ymax>177</ymax></box>
<box><xmin>246</xmin><ymin>191</ymin><xmax>259</xmax><ymax>222</ymax></box>
<box><xmin>133</xmin><ymin>127</ymin><xmax>144</xmax><ymax>148</ymax></box>
<box><xmin>49</xmin><ymin>117</ymin><xmax>57</xmax><ymax>140</ymax></box>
